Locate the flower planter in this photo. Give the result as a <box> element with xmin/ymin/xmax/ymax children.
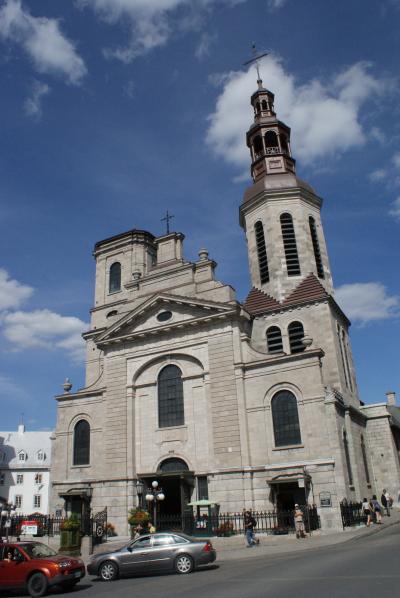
<box><xmin>59</xmin><ymin>529</ymin><xmax>81</xmax><ymax>556</ymax></box>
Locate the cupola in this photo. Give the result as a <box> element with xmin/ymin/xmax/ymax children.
<box><xmin>247</xmin><ymin>79</ymin><xmax>295</xmax><ymax>182</ymax></box>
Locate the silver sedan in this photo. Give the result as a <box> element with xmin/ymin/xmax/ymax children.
<box><xmin>87</xmin><ymin>532</ymin><xmax>217</xmax><ymax>580</ymax></box>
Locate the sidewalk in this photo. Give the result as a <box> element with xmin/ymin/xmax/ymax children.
<box><xmin>91</xmin><ymin>510</ymin><xmax>400</xmax><ymax>564</ymax></box>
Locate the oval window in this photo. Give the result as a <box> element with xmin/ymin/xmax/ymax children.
<box><xmin>157</xmin><ymin>311</ymin><xmax>172</xmax><ymax>322</ymax></box>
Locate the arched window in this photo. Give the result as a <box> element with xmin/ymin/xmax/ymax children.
<box><xmin>158</xmin><ymin>365</ymin><xmax>184</xmax><ymax>428</ymax></box>
<box><xmin>271</xmin><ymin>390</ymin><xmax>301</xmax><ymax>447</ymax></box>
<box><xmin>73</xmin><ymin>420</ymin><xmax>90</xmax><ymax>466</ymax></box>
<box><xmin>261</xmin><ymin>100</ymin><xmax>267</xmax><ymax>110</ymax></box>
<box><xmin>280</xmin><ymin>135</ymin><xmax>289</xmax><ymax>155</ymax></box>
<box><xmin>361</xmin><ymin>435</ymin><xmax>370</xmax><ymax>485</ymax></box>
<box><xmin>254</xmin><ymin>221</ymin><xmax>269</xmax><ymax>283</ymax></box>
<box><xmin>265</xmin><ymin>131</ymin><xmax>278</xmax><ymax>154</ymax></box>
<box><xmin>109</xmin><ymin>262</ymin><xmax>121</xmax><ymax>293</ymax></box>
<box><xmin>266</xmin><ymin>326</ymin><xmax>283</xmax><ymax>354</ymax></box>
<box><xmin>253</xmin><ymin>135</ymin><xmax>263</xmax><ymax>156</ymax></box>
<box><xmin>288</xmin><ymin>321</ymin><xmax>305</xmax><ymax>354</ymax></box>
<box><xmin>343</xmin><ymin>429</ymin><xmax>353</xmax><ymax>486</ymax></box>
<box><xmin>280</xmin><ymin>213</ymin><xmax>301</xmax><ymax>276</ymax></box>
<box><xmin>309</xmin><ymin>217</ymin><xmax>324</xmax><ymax>278</ymax></box>
<box><xmin>158</xmin><ymin>458</ymin><xmax>189</xmax><ymax>472</ymax></box>
<box><xmin>106</xmin><ymin>310</ymin><xmax>118</xmax><ymax>318</ymax></box>
<box><xmin>342</xmin><ymin>331</ymin><xmax>354</xmax><ymax>392</ymax></box>
<box><xmin>256</xmin><ymin>102</ymin><xmax>260</xmax><ymax>113</ymax></box>
<box><xmin>337</xmin><ymin>324</ymin><xmax>349</xmax><ymax>389</ymax></box>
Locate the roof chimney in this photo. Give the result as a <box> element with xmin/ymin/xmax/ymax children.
<box><xmin>386</xmin><ymin>391</ymin><xmax>396</xmax><ymax>406</ymax></box>
<box><xmin>18</xmin><ymin>424</ymin><xmax>25</xmax><ymax>434</ymax></box>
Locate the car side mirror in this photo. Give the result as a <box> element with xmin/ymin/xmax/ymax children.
<box><xmin>127</xmin><ymin>546</ymin><xmax>133</xmax><ymax>552</ymax></box>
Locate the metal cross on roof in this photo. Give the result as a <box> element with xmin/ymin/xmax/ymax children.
<box><xmin>243</xmin><ymin>43</ymin><xmax>269</xmax><ymax>81</ymax></box>
<box><xmin>161</xmin><ymin>210</ymin><xmax>174</xmax><ymax>235</ymax></box>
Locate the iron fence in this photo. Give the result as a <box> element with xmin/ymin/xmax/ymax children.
<box><xmin>157</xmin><ymin>506</ymin><xmax>320</xmax><ymax>536</ymax></box>
<box><xmin>340</xmin><ymin>501</ymin><xmax>367</xmax><ymax>528</ymax></box>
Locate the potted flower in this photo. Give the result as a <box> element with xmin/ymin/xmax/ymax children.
<box><xmin>128</xmin><ymin>508</ymin><xmax>150</xmax><ymax>537</ymax></box>
<box><xmin>216</xmin><ymin>521</ymin><xmax>234</xmax><ymax>537</ymax></box>
<box><xmin>59</xmin><ymin>516</ymin><xmax>81</xmax><ymax>555</ymax></box>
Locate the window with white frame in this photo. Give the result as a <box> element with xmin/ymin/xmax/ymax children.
<box><xmin>37</xmin><ymin>450</ymin><xmax>45</xmax><ymax>461</ymax></box>
<box><xmin>15</xmin><ymin>495</ymin><xmax>22</xmax><ymax>509</ymax></box>
<box><xmin>35</xmin><ymin>473</ymin><xmax>43</xmax><ymax>485</ymax></box>
<box><xmin>0</xmin><ymin>473</ymin><xmax>4</xmax><ymax>485</ymax></box>
<box><xmin>33</xmin><ymin>495</ymin><xmax>41</xmax><ymax>509</ymax></box>
<box><xmin>17</xmin><ymin>474</ymin><xmax>24</xmax><ymax>484</ymax></box>
<box><xmin>18</xmin><ymin>451</ymin><xmax>26</xmax><ymax>462</ymax></box>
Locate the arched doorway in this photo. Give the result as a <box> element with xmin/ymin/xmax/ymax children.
<box><xmin>139</xmin><ymin>458</ymin><xmax>194</xmax><ymax>529</ymax></box>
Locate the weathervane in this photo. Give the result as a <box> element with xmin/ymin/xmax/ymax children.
<box><xmin>243</xmin><ymin>43</ymin><xmax>269</xmax><ymax>82</ymax></box>
<box><xmin>161</xmin><ymin>210</ymin><xmax>174</xmax><ymax>235</ymax></box>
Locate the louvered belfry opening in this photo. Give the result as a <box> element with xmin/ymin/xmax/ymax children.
<box><xmin>280</xmin><ymin>213</ymin><xmax>301</xmax><ymax>276</ymax></box>
<box><xmin>309</xmin><ymin>216</ymin><xmax>324</xmax><ymax>279</ymax></box>
<box><xmin>266</xmin><ymin>326</ymin><xmax>283</xmax><ymax>354</ymax></box>
<box><xmin>254</xmin><ymin>221</ymin><xmax>269</xmax><ymax>283</ymax></box>
<box><xmin>288</xmin><ymin>321</ymin><xmax>305</xmax><ymax>354</ymax></box>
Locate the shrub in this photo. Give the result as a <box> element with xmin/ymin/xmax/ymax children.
<box><xmin>216</xmin><ymin>521</ymin><xmax>234</xmax><ymax>536</ymax></box>
<box><xmin>106</xmin><ymin>522</ymin><xmax>117</xmax><ymax>537</ymax></box>
<box><xmin>128</xmin><ymin>508</ymin><xmax>150</xmax><ymax>528</ymax></box>
<box><xmin>60</xmin><ymin>515</ymin><xmax>81</xmax><ymax>531</ymax></box>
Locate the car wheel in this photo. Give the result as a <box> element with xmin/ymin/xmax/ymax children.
<box><xmin>27</xmin><ymin>572</ymin><xmax>48</xmax><ymax>597</ymax></box>
<box><xmin>99</xmin><ymin>560</ymin><xmax>119</xmax><ymax>581</ymax></box>
<box><xmin>175</xmin><ymin>554</ymin><xmax>194</xmax><ymax>574</ymax></box>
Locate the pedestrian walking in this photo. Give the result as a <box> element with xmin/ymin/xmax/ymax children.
<box><xmin>244</xmin><ymin>510</ymin><xmax>258</xmax><ymax>547</ymax></box>
<box><xmin>381</xmin><ymin>491</ymin><xmax>390</xmax><ymax>517</ymax></box>
<box><xmin>370</xmin><ymin>495</ymin><xmax>382</xmax><ymax>523</ymax></box>
<box><xmin>148</xmin><ymin>521</ymin><xmax>156</xmax><ymax>533</ymax></box>
<box><xmin>294</xmin><ymin>504</ymin><xmax>306</xmax><ymax>538</ymax></box>
<box><xmin>362</xmin><ymin>497</ymin><xmax>372</xmax><ymax>526</ymax></box>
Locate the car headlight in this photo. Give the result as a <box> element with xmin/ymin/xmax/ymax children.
<box><xmin>58</xmin><ymin>560</ymin><xmax>72</xmax><ymax>569</ymax></box>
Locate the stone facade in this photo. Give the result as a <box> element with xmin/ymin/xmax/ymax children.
<box><xmin>50</xmin><ymin>77</ymin><xmax>400</xmax><ymax>534</ymax></box>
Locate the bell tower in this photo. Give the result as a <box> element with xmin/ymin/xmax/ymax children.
<box><xmin>240</xmin><ymin>74</ymin><xmax>333</xmax><ymax>301</ymax></box>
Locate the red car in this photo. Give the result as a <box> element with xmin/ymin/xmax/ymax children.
<box><xmin>0</xmin><ymin>541</ymin><xmax>85</xmax><ymax>597</ymax></box>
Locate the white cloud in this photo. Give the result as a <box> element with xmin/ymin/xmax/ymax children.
<box><xmin>392</xmin><ymin>152</ymin><xmax>400</xmax><ymax>169</ymax></box>
<box><xmin>0</xmin><ymin>269</ymin><xmax>33</xmax><ymax>310</ymax></box>
<box><xmin>369</xmin><ymin>168</ymin><xmax>387</xmax><ymax>182</ymax></box>
<box><xmin>1</xmin><ymin>309</ymin><xmax>87</xmax><ymax>362</ymax></box>
<box><xmin>195</xmin><ymin>31</ymin><xmax>216</xmax><ymax>60</ymax></box>
<box><xmin>24</xmin><ymin>79</ymin><xmax>50</xmax><ymax>119</ymax></box>
<box><xmin>78</xmin><ymin>0</ymin><xmax>244</xmax><ymax>62</ymax></box>
<box><xmin>0</xmin><ymin>0</ymin><xmax>87</xmax><ymax>84</ymax></box>
<box><xmin>370</xmin><ymin>126</ymin><xmax>386</xmax><ymax>144</ymax></box>
<box><xmin>267</xmin><ymin>0</ymin><xmax>288</xmax><ymax>10</ymax></box>
<box><xmin>206</xmin><ymin>56</ymin><xmax>388</xmax><ymax>171</ymax></box>
<box><xmin>389</xmin><ymin>196</ymin><xmax>400</xmax><ymax>220</ymax></box>
<box><xmin>335</xmin><ymin>282</ymin><xmax>399</xmax><ymax>324</ymax></box>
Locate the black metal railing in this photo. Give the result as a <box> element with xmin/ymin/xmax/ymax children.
<box><xmin>0</xmin><ymin>512</ymin><xmax>107</xmax><ymax>541</ymax></box>
<box><xmin>340</xmin><ymin>501</ymin><xmax>367</xmax><ymax>528</ymax></box>
<box><xmin>157</xmin><ymin>506</ymin><xmax>320</xmax><ymax>536</ymax></box>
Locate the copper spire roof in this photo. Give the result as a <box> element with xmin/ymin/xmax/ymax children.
<box><xmin>244</xmin><ymin>273</ymin><xmax>329</xmax><ymax>316</ymax></box>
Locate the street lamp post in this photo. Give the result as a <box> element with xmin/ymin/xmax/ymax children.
<box><xmin>1</xmin><ymin>502</ymin><xmax>16</xmax><ymax>542</ymax></box>
<box><xmin>145</xmin><ymin>481</ymin><xmax>165</xmax><ymax>530</ymax></box>
<box><xmin>136</xmin><ymin>479</ymin><xmax>144</xmax><ymax>510</ymax></box>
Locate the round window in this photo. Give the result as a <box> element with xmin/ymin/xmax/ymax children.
<box><xmin>157</xmin><ymin>310</ymin><xmax>172</xmax><ymax>322</ymax></box>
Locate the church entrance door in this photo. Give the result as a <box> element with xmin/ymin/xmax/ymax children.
<box><xmin>275</xmin><ymin>482</ymin><xmax>306</xmax><ymax>510</ymax></box>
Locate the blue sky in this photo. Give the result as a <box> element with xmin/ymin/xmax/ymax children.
<box><xmin>0</xmin><ymin>0</ymin><xmax>399</xmax><ymax>430</ymax></box>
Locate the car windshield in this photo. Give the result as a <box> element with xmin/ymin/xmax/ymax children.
<box><xmin>22</xmin><ymin>543</ymin><xmax>58</xmax><ymax>559</ymax></box>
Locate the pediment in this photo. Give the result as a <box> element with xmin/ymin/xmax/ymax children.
<box><xmin>95</xmin><ymin>293</ymin><xmax>238</xmax><ymax>346</ymax></box>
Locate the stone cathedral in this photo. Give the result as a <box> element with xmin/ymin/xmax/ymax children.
<box><xmin>50</xmin><ymin>76</ymin><xmax>400</xmax><ymax>533</ymax></box>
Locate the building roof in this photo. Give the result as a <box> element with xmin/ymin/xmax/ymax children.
<box><xmin>244</xmin><ymin>274</ymin><xmax>329</xmax><ymax>316</ymax></box>
<box><xmin>0</xmin><ymin>426</ymin><xmax>52</xmax><ymax>468</ymax></box>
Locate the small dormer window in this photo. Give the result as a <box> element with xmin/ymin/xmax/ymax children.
<box><xmin>18</xmin><ymin>451</ymin><xmax>26</xmax><ymax>462</ymax></box>
<box><xmin>106</xmin><ymin>310</ymin><xmax>118</xmax><ymax>318</ymax></box>
<box><xmin>37</xmin><ymin>450</ymin><xmax>45</xmax><ymax>461</ymax></box>
<box><xmin>157</xmin><ymin>310</ymin><xmax>172</xmax><ymax>322</ymax></box>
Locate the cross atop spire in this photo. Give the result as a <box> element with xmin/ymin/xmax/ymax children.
<box><xmin>161</xmin><ymin>210</ymin><xmax>174</xmax><ymax>235</ymax></box>
<box><xmin>243</xmin><ymin>43</ymin><xmax>269</xmax><ymax>87</ymax></box>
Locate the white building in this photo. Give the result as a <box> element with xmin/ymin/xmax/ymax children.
<box><xmin>0</xmin><ymin>425</ymin><xmax>52</xmax><ymax>514</ymax></box>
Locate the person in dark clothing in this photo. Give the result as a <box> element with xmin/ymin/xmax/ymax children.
<box><xmin>244</xmin><ymin>511</ymin><xmax>258</xmax><ymax>547</ymax></box>
<box><xmin>381</xmin><ymin>490</ymin><xmax>390</xmax><ymax>516</ymax></box>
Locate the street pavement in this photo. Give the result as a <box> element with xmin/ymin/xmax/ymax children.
<box><xmin>51</xmin><ymin>518</ymin><xmax>399</xmax><ymax>597</ymax></box>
